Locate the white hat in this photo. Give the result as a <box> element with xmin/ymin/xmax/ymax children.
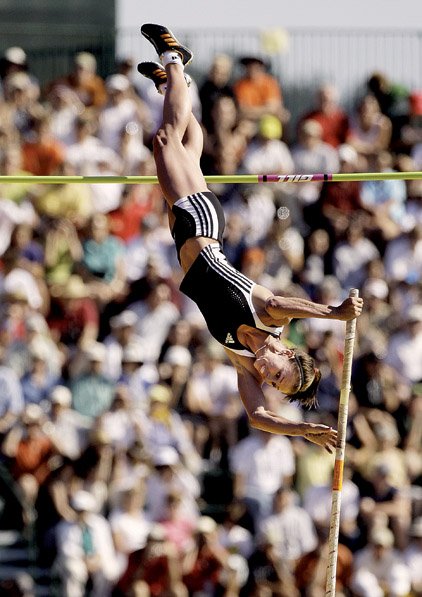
<box><xmin>197</xmin><ymin>516</ymin><xmax>217</xmax><ymax>534</ymax></box>
<box><xmin>74</xmin><ymin>52</ymin><xmax>96</xmax><ymax>71</ymax></box>
<box><xmin>122</xmin><ymin>343</ymin><xmax>144</xmax><ymax>363</ymax></box>
<box><xmin>71</xmin><ymin>490</ymin><xmax>97</xmax><ymax>512</ymax></box>
<box><xmin>106</xmin><ymin>74</ymin><xmax>130</xmax><ymax>92</ymax></box>
<box><xmin>338</xmin><ymin>143</ymin><xmax>358</xmax><ymax>164</ymax></box>
<box><xmin>363</xmin><ymin>278</ymin><xmax>389</xmax><ymax>300</ymax></box>
<box><xmin>406</xmin><ymin>305</ymin><xmax>422</xmax><ymax>323</ymax></box>
<box><xmin>84</xmin><ymin>342</ymin><xmax>106</xmax><ymax>362</ymax></box>
<box><xmin>22</xmin><ymin>403</ymin><xmax>44</xmax><ymax>424</ymax></box>
<box><xmin>6</xmin><ymin>72</ymin><xmax>31</xmax><ymax>90</ymax></box>
<box><xmin>153</xmin><ymin>446</ymin><xmax>179</xmax><ymax>467</ymax></box>
<box><xmin>50</xmin><ymin>386</ymin><xmax>72</xmax><ymax>407</ymax></box>
<box><xmin>110</xmin><ymin>310</ymin><xmax>138</xmax><ymax>328</ymax></box>
<box><xmin>4</xmin><ymin>46</ymin><xmax>27</xmax><ymax>66</ymax></box>
<box><xmin>148</xmin><ymin>523</ymin><xmax>166</xmax><ymax>541</ymax></box>
<box><xmin>370</xmin><ymin>526</ymin><xmax>394</xmax><ymax>547</ymax></box>
<box><xmin>163</xmin><ymin>346</ymin><xmax>192</xmax><ymax>368</ymax></box>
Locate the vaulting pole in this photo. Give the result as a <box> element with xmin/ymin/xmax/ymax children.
<box><xmin>325</xmin><ymin>288</ymin><xmax>359</xmax><ymax>597</ymax></box>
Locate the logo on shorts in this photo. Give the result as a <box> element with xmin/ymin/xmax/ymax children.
<box><xmin>225</xmin><ymin>333</ymin><xmax>235</xmax><ymax>344</ymax></box>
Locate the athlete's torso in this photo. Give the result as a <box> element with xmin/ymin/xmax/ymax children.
<box><xmin>180</xmin><ymin>243</ymin><xmax>283</xmax><ymax>355</ymax></box>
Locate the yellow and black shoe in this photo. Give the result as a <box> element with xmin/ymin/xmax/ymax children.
<box><xmin>141</xmin><ymin>23</ymin><xmax>193</xmax><ymax>66</ymax></box>
<box><xmin>137</xmin><ymin>61</ymin><xmax>192</xmax><ymax>94</ymax></box>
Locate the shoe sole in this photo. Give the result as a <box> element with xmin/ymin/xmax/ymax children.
<box><xmin>141</xmin><ymin>23</ymin><xmax>193</xmax><ymax>66</ymax></box>
<box><xmin>137</xmin><ymin>61</ymin><xmax>167</xmax><ymax>90</ymax></box>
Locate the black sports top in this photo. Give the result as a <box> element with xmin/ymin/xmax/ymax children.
<box><xmin>180</xmin><ymin>243</ymin><xmax>283</xmax><ymax>356</ymax></box>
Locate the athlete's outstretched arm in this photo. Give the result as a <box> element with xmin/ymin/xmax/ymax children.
<box><xmin>225</xmin><ymin>350</ymin><xmax>337</xmax><ymax>452</ymax></box>
<box><xmin>265</xmin><ymin>294</ymin><xmax>363</xmax><ymax>322</ymax></box>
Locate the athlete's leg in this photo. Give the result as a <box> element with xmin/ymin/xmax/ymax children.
<box><xmin>153</xmin><ymin>62</ymin><xmax>207</xmax><ymax>203</ymax></box>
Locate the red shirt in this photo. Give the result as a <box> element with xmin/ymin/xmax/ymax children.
<box><xmin>301</xmin><ymin>109</ymin><xmax>349</xmax><ymax>147</ymax></box>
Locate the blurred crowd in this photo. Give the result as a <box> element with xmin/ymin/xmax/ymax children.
<box><xmin>0</xmin><ymin>42</ymin><xmax>421</xmax><ymax>597</ymax></box>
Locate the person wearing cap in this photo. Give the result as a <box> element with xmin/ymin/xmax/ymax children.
<box><xmin>46</xmin><ymin>51</ymin><xmax>107</xmax><ymax>109</ymax></box>
<box><xmin>54</xmin><ymin>489</ymin><xmax>119</xmax><ymax>597</ymax></box>
<box><xmin>145</xmin><ymin>444</ymin><xmax>200</xmax><ymax>523</ymax></box>
<box><xmin>136</xmin><ymin>23</ymin><xmax>363</xmax><ymax>451</ymax></box>
<box><xmin>138</xmin><ymin>383</ymin><xmax>201</xmax><ymax>474</ymax></box>
<box><xmin>351</xmin><ymin>526</ymin><xmax>411</xmax><ymax>597</ymax></box>
<box><xmin>48</xmin><ymin>385</ymin><xmax>91</xmax><ymax>460</ymax></box>
<box><xmin>98</xmin><ymin>73</ymin><xmax>151</xmax><ymax>155</ymax></box>
<box><xmin>70</xmin><ymin>342</ymin><xmax>114</xmax><ymax>419</ymax></box>
<box><xmin>241</xmin><ymin>113</ymin><xmax>294</xmax><ymax>176</ymax></box>
<box><xmin>2</xmin><ymin>404</ymin><xmax>56</xmax><ymax>504</ymax></box>
<box><xmin>102</xmin><ymin>309</ymin><xmax>141</xmax><ymax>381</ymax></box>
<box><xmin>233</xmin><ymin>55</ymin><xmax>289</xmax><ymax>124</ymax></box>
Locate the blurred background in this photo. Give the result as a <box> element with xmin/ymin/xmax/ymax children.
<box><xmin>0</xmin><ymin>1</ymin><xmax>421</xmax><ymax>596</ymax></box>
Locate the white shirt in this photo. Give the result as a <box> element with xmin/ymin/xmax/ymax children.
<box><xmin>129</xmin><ymin>301</ymin><xmax>180</xmax><ymax>363</ymax></box>
<box><xmin>333</xmin><ymin>238</ymin><xmax>380</xmax><ymax>290</ymax></box>
<box><xmin>352</xmin><ymin>546</ymin><xmax>412</xmax><ymax>597</ymax></box>
<box><xmin>187</xmin><ymin>362</ymin><xmax>238</xmax><ymax>416</ymax></box>
<box><xmin>229</xmin><ymin>434</ymin><xmax>295</xmax><ymax>497</ymax></box>
<box><xmin>303</xmin><ymin>480</ymin><xmax>360</xmax><ymax>525</ymax></box>
<box><xmin>98</xmin><ymin>98</ymin><xmax>142</xmax><ymax>152</ymax></box>
<box><xmin>259</xmin><ymin>505</ymin><xmax>318</xmax><ymax>561</ymax></box>
<box><xmin>386</xmin><ymin>329</ymin><xmax>422</xmax><ymax>383</ymax></box>
<box><xmin>55</xmin><ymin>513</ymin><xmax>120</xmax><ymax>582</ymax></box>
<box><xmin>242</xmin><ymin>139</ymin><xmax>294</xmax><ymax>174</ymax></box>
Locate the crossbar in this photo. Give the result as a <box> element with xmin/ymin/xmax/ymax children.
<box><xmin>0</xmin><ymin>172</ymin><xmax>421</xmax><ymax>184</ymax></box>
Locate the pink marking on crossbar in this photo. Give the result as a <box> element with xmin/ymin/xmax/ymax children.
<box><xmin>258</xmin><ymin>173</ymin><xmax>333</xmax><ymax>183</ymax></box>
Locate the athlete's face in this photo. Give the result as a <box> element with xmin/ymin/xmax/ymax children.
<box><xmin>253</xmin><ymin>339</ymin><xmax>301</xmax><ymax>394</ymax></box>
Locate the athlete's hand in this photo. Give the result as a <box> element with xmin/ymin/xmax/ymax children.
<box><xmin>303</xmin><ymin>424</ymin><xmax>337</xmax><ymax>454</ymax></box>
<box><xmin>333</xmin><ymin>297</ymin><xmax>364</xmax><ymax>321</ymax></box>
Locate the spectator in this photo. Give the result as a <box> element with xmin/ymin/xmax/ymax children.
<box><xmin>70</xmin><ymin>342</ymin><xmax>114</xmax><ymax>419</ymax></box>
<box><xmin>138</xmin><ymin>383</ymin><xmax>201</xmax><ymax>473</ymax></box>
<box><xmin>351</xmin><ymin>526</ymin><xmax>411</xmax><ymax>597</ymax></box>
<box><xmin>46</xmin><ymin>52</ymin><xmax>107</xmax><ymax>109</ymax></box>
<box><xmin>145</xmin><ymin>446</ymin><xmax>200</xmax><ymax>522</ymax></box>
<box><xmin>47</xmin><ymin>385</ymin><xmax>91</xmax><ymax>460</ymax></box>
<box><xmin>109</xmin><ymin>483</ymin><xmax>151</xmax><ymax>578</ymax></box>
<box><xmin>386</xmin><ymin>304</ymin><xmax>422</xmax><ymax>384</ymax></box>
<box><xmin>2</xmin><ymin>404</ymin><xmax>56</xmax><ymax>504</ymax></box>
<box><xmin>98</xmin><ymin>74</ymin><xmax>150</xmax><ymax>154</ymax></box>
<box><xmin>21</xmin><ymin>109</ymin><xmax>65</xmax><ymax>175</ymax></box>
<box><xmin>300</xmin><ymin>83</ymin><xmax>350</xmax><ymax>147</ymax></box>
<box><xmin>199</xmin><ymin>53</ymin><xmax>234</xmax><ymax>132</ymax></box>
<box><xmin>259</xmin><ymin>487</ymin><xmax>318</xmax><ymax>569</ymax></box>
<box><xmin>54</xmin><ymin>489</ymin><xmax>119</xmax><ymax>597</ymax></box>
<box><xmin>229</xmin><ymin>429</ymin><xmax>295</xmax><ymax>527</ymax></box>
<box><xmin>20</xmin><ymin>345</ymin><xmax>59</xmax><ymax>406</ymax></box>
<box><xmin>185</xmin><ymin>340</ymin><xmax>240</xmax><ymax>465</ymax></box>
<box><xmin>234</xmin><ymin>56</ymin><xmax>289</xmax><ymax>124</ymax></box>
<box><xmin>403</xmin><ymin>517</ymin><xmax>422</xmax><ymax>596</ymax></box>
<box><xmin>102</xmin><ymin>309</ymin><xmax>142</xmax><ymax>381</ymax></box>
<box><xmin>47</xmin><ymin>274</ymin><xmax>99</xmax><ymax>349</ymax></box>
<box><xmin>0</xmin><ymin>363</ymin><xmax>24</xmax><ymax>437</ymax></box>
<box><xmin>347</xmin><ymin>94</ymin><xmax>392</xmax><ymax>158</ymax></box>
<box><xmin>128</xmin><ymin>280</ymin><xmax>180</xmax><ymax>363</ymax></box>
<box><xmin>79</xmin><ymin>213</ymin><xmax>126</xmax><ymax>304</ymax></box>
<box><xmin>241</xmin><ymin>113</ymin><xmax>294</xmax><ymax>175</ymax></box>
<box><xmin>115</xmin><ymin>523</ymin><xmax>187</xmax><ymax>597</ymax></box>
<box><xmin>332</xmin><ymin>213</ymin><xmax>380</xmax><ymax>290</ymax></box>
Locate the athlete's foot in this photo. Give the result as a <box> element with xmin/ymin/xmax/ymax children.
<box><xmin>140</xmin><ymin>24</ymin><xmax>193</xmax><ymax>66</ymax></box>
<box><xmin>137</xmin><ymin>61</ymin><xmax>192</xmax><ymax>94</ymax></box>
